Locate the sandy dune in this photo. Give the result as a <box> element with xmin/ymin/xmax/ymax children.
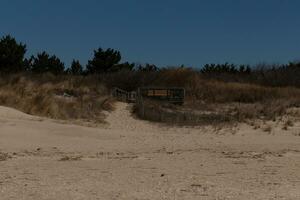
<box><xmin>0</xmin><ymin>106</ymin><xmax>38</xmax><ymax>120</ymax></box>
<box><xmin>0</xmin><ymin>102</ymin><xmax>300</xmax><ymax>200</ymax></box>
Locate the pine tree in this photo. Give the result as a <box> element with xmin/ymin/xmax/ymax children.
<box><xmin>0</xmin><ymin>35</ymin><xmax>27</xmax><ymax>73</ymax></box>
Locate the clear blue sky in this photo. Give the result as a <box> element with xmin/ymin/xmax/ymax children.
<box><xmin>1</xmin><ymin>0</ymin><xmax>300</xmax><ymax>67</ymax></box>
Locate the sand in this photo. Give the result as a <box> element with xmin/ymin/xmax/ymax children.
<box><xmin>0</xmin><ymin>102</ymin><xmax>300</xmax><ymax>200</ymax></box>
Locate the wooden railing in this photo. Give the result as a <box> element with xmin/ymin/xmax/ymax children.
<box><xmin>112</xmin><ymin>87</ymin><xmax>185</xmax><ymax>106</ymax></box>
<box><xmin>112</xmin><ymin>88</ymin><xmax>136</xmax><ymax>103</ymax></box>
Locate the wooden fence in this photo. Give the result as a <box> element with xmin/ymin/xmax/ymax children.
<box><xmin>112</xmin><ymin>88</ymin><xmax>136</xmax><ymax>103</ymax></box>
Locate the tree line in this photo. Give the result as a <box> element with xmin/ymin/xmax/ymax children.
<box><xmin>0</xmin><ymin>35</ymin><xmax>159</xmax><ymax>75</ymax></box>
<box><xmin>0</xmin><ymin>34</ymin><xmax>299</xmax><ymax>81</ymax></box>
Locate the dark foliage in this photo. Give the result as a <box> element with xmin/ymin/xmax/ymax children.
<box><xmin>250</xmin><ymin>62</ymin><xmax>300</xmax><ymax>87</ymax></box>
<box><xmin>136</xmin><ymin>63</ymin><xmax>159</xmax><ymax>72</ymax></box>
<box><xmin>1</xmin><ymin>34</ymin><xmax>300</xmax><ymax>89</ymax></box>
<box><xmin>201</xmin><ymin>63</ymin><xmax>251</xmax><ymax>74</ymax></box>
<box><xmin>0</xmin><ymin>35</ymin><xmax>27</xmax><ymax>73</ymax></box>
<box><xmin>28</xmin><ymin>51</ymin><xmax>65</xmax><ymax>75</ymax></box>
<box><xmin>66</xmin><ymin>59</ymin><xmax>83</xmax><ymax>75</ymax></box>
<box><xmin>86</xmin><ymin>48</ymin><xmax>122</xmax><ymax>73</ymax></box>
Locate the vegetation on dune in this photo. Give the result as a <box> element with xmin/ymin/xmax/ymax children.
<box><xmin>1</xmin><ymin>34</ymin><xmax>299</xmax><ymax>87</ymax></box>
<box><xmin>134</xmin><ymin>70</ymin><xmax>300</xmax><ymax>125</ymax></box>
<box><xmin>0</xmin><ymin>34</ymin><xmax>300</xmax><ymax>125</ymax></box>
<box><xmin>0</xmin><ymin>74</ymin><xmax>113</xmax><ymax>122</ymax></box>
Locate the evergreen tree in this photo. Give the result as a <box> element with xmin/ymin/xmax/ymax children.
<box><xmin>0</xmin><ymin>35</ymin><xmax>27</xmax><ymax>73</ymax></box>
<box><xmin>86</xmin><ymin>48</ymin><xmax>121</xmax><ymax>74</ymax></box>
<box><xmin>67</xmin><ymin>59</ymin><xmax>83</xmax><ymax>75</ymax></box>
<box><xmin>137</xmin><ymin>63</ymin><xmax>159</xmax><ymax>72</ymax></box>
<box><xmin>29</xmin><ymin>51</ymin><xmax>65</xmax><ymax>75</ymax></box>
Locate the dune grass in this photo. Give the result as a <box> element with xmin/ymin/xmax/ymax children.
<box><xmin>1</xmin><ymin>70</ymin><xmax>299</xmax><ymax>126</ymax></box>
<box><xmin>0</xmin><ymin>73</ymin><xmax>113</xmax><ymax>122</ymax></box>
<box><xmin>136</xmin><ymin>73</ymin><xmax>300</xmax><ymax>125</ymax></box>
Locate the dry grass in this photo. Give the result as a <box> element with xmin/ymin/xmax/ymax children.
<box><xmin>1</xmin><ymin>70</ymin><xmax>300</xmax><ymax>126</ymax></box>
<box><xmin>0</xmin><ymin>152</ymin><xmax>11</xmax><ymax>161</ymax></box>
<box><xmin>0</xmin><ymin>74</ymin><xmax>113</xmax><ymax>122</ymax></box>
<box><xmin>59</xmin><ymin>155</ymin><xmax>82</xmax><ymax>161</ymax></box>
<box><xmin>136</xmin><ymin>99</ymin><xmax>234</xmax><ymax>126</ymax></box>
<box><xmin>136</xmin><ymin>74</ymin><xmax>300</xmax><ymax>125</ymax></box>
<box><xmin>285</xmin><ymin>119</ymin><xmax>294</xmax><ymax>127</ymax></box>
<box><xmin>186</xmin><ymin>75</ymin><xmax>300</xmax><ymax>103</ymax></box>
<box><xmin>262</xmin><ymin>125</ymin><xmax>272</xmax><ymax>133</ymax></box>
<box><xmin>282</xmin><ymin>118</ymin><xmax>295</xmax><ymax>130</ymax></box>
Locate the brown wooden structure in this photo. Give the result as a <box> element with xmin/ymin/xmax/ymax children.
<box><xmin>137</xmin><ymin>87</ymin><xmax>185</xmax><ymax>105</ymax></box>
<box><xmin>112</xmin><ymin>87</ymin><xmax>185</xmax><ymax>105</ymax></box>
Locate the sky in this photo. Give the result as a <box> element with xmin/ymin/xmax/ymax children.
<box><xmin>1</xmin><ymin>0</ymin><xmax>300</xmax><ymax>68</ymax></box>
